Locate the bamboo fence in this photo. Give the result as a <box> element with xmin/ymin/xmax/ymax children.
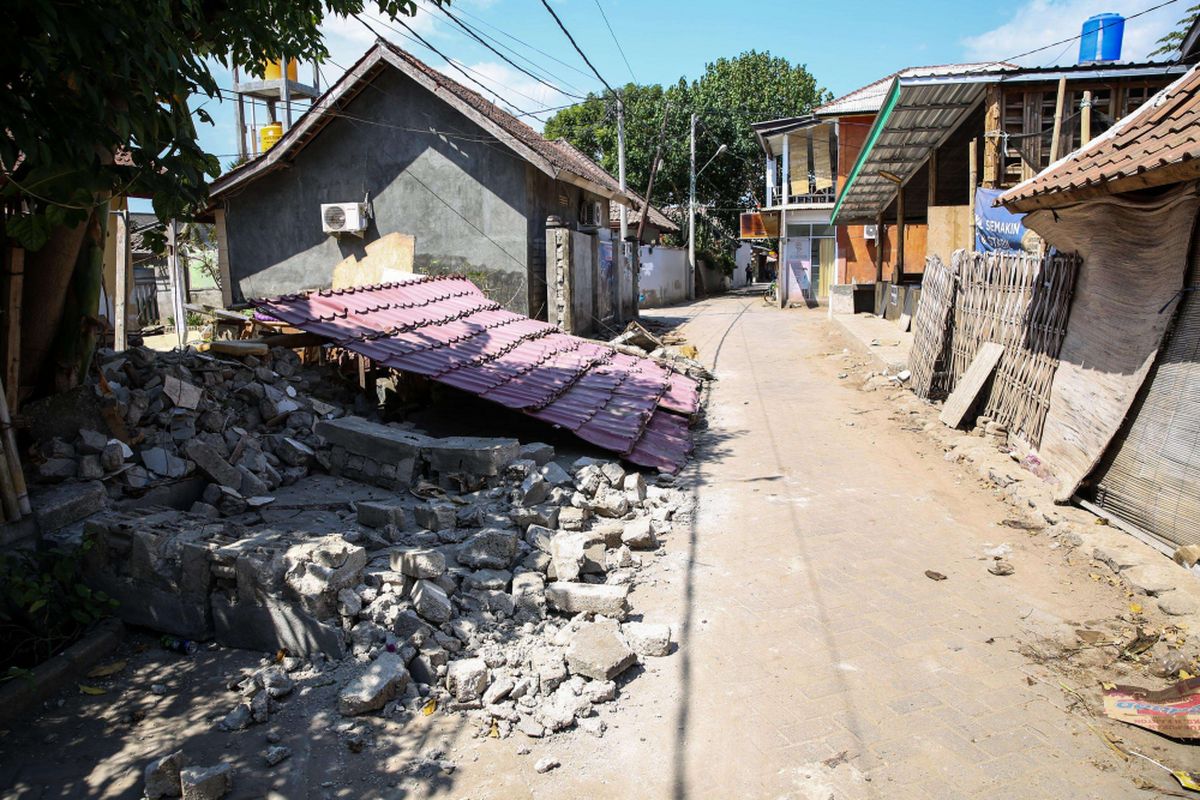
<box><xmin>908</xmin><ymin>253</ymin><xmax>957</xmax><ymax>400</ymax></box>
<box><xmin>947</xmin><ymin>249</ymin><xmax>1079</xmax><ymax>446</ymax></box>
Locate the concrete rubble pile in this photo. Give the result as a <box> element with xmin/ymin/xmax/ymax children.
<box><xmin>28</xmin><ymin>344</ymin><xmax>361</xmax><ymax>534</ymax></box>
<box><xmin>29</xmin><ymin>344</ymin><xmax>693</xmax><ymax>747</ymax></box>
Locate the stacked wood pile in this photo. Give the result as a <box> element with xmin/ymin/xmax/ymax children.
<box><xmin>910</xmin><ymin>248</ymin><xmax>1079</xmax><ymax>447</ymax></box>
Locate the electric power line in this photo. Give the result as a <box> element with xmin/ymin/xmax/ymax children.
<box><xmin>354</xmin><ymin>13</ymin><xmax>547</xmax><ymax>119</ymax></box>
<box><xmin>446</xmin><ymin>3</ymin><xmax>603</xmax><ymax>87</ymax></box>
<box><xmin>538</xmin><ymin>0</ymin><xmax>616</xmax><ymax>97</ymax></box>
<box><xmin>433</xmin><ymin>4</ymin><xmax>586</xmax><ymax>100</ymax></box>
<box><xmin>592</xmin><ymin>0</ymin><xmax>637</xmax><ymax>84</ymax></box>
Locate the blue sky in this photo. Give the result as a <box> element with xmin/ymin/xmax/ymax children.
<box><xmin>193</xmin><ymin>0</ymin><xmax>1183</xmax><ymax>167</ymax></box>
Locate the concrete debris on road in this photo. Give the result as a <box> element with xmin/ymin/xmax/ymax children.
<box><xmin>22</xmin><ymin>340</ymin><xmax>693</xmax><ymax>771</ymax></box>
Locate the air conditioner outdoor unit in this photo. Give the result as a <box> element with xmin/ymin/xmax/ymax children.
<box><xmin>580</xmin><ymin>201</ymin><xmax>603</xmax><ymax>229</ymax></box>
<box><xmin>321</xmin><ymin>202</ymin><xmax>370</xmax><ymax>237</ymax></box>
<box><xmin>863</xmin><ymin>224</ymin><xmax>878</xmax><ymax>241</ymax></box>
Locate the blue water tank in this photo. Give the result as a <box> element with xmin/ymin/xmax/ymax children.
<box><xmin>1079</xmin><ymin>13</ymin><xmax>1125</xmax><ymax>63</ymax></box>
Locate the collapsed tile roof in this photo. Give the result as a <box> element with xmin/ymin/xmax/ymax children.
<box><xmin>1001</xmin><ymin>66</ymin><xmax>1200</xmax><ymax>212</ymax></box>
<box><xmin>253</xmin><ymin>276</ymin><xmax>701</xmax><ymax>472</ymax></box>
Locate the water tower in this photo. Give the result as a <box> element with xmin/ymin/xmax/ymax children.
<box><xmin>231</xmin><ymin>58</ymin><xmax>321</xmax><ymax>160</ymax></box>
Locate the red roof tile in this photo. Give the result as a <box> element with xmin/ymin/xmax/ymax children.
<box><xmin>1001</xmin><ymin>66</ymin><xmax>1200</xmax><ymax>211</ymax></box>
<box><xmin>253</xmin><ymin>275</ymin><xmax>700</xmax><ymax>472</ymax></box>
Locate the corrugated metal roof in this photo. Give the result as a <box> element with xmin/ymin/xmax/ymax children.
<box><xmin>831</xmin><ymin>75</ymin><xmax>991</xmax><ymax>223</ymax></box>
<box><xmin>814</xmin><ymin>63</ymin><xmax>1012</xmax><ymax>117</ymax></box>
<box><xmin>1001</xmin><ymin>66</ymin><xmax>1200</xmax><ymax>212</ymax></box>
<box><xmin>253</xmin><ymin>276</ymin><xmax>700</xmax><ymax>472</ymax></box>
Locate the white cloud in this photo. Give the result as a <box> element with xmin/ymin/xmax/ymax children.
<box><xmin>960</xmin><ymin>0</ymin><xmax>1183</xmax><ymax>65</ymax></box>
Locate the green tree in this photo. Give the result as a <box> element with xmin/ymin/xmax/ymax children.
<box><xmin>1</xmin><ymin>0</ymin><xmax>434</xmax><ymax>394</ymax></box>
<box><xmin>544</xmin><ymin>50</ymin><xmax>830</xmax><ymax>237</ymax></box>
<box><xmin>1151</xmin><ymin>3</ymin><xmax>1200</xmax><ymax>57</ymax></box>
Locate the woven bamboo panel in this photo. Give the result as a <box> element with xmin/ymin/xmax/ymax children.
<box><xmin>908</xmin><ymin>253</ymin><xmax>958</xmax><ymax>399</ymax></box>
<box><xmin>946</xmin><ymin>250</ymin><xmax>1079</xmax><ymax>445</ymax></box>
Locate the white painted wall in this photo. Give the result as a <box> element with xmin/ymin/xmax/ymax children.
<box><xmin>638</xmin><ymin>245</ymin><xmax>688</xmax><ymax>308</ymax></box>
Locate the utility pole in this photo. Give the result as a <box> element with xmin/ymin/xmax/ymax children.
<box><xmin>616</xmin><ymin>93</ymin><xmax>628</xmax><ymax>322</ymax></box>
<box><xmin>636</xmin><ymin>101</ymin><xmax>671</xmax><ymax>244</ymax></box>
<box><xmin>688</xmin><ymin>112</ymin><xmax>697</xmax><ymax>301</ymax></box>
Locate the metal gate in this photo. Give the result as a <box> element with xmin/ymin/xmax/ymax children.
<box><xmin>1090</xmin><ymin>225</ymin><xmax>1200</xmax><ymax>547</ymax></box>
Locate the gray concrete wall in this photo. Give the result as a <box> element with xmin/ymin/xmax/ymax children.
<box><xmin>223</xmin><ymin>68</ymin><xmax>536</xmax><ymax>312</ymax></box>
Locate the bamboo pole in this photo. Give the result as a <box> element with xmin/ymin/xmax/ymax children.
<box><xmin>6</xmin><ymin>245</ymin><xmax>23</xmax><ymax>412</ymax></box>
<box><xmin>0</xmin><ymin>373</ymin><xmax>30</xmax><ymax>516</ymax></box>
<box><xmin>0</xmin><ymin>438</ymin><xmax>20</xmax><ymax>522</ymax></box>
<box><xmin>968</xmin><ymin>139</ymin><xmax>978</xmax><ymax>253</ymax></box>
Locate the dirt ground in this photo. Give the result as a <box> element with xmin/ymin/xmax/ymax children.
<box><xmin>3</xmin><ymin>290</ymin><xmax>1198</xmax><ymax>799</ymax></box>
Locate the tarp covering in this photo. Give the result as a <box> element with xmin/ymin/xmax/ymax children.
<box><xmin>1026</xmin><ymin>182</ymin><xmax>1200</xmax><ymax>500</ymax></box>
<box><xmin>252</xmin><ymin>275</ymin><xmax>701</xmax><ymax>472</ymax></box>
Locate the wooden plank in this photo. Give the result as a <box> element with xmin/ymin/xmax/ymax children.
<box><xmin>1048</xmin><ymin>77</ymin><xmax>1068</xmax><ymax>164</ymax></box>
<box><xmin>940</xmin><ymin>342</ymin><xmax>1004</xmax><ymax>428</ymax></box>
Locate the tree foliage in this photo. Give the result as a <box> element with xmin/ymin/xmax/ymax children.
<box><xmin>544</xmin><ymin>50</ymin><xmax>830</xmax><ymax>239</ymax></box>
<box><xmin>1</xmin><ymin>0</ymin><xmax>431</xmax><ymax>250</ymax></box>
<box><xmin>1151</xmin><ymin>3</ymin><xmax>1200</xmax><ymax>57</ymax></box>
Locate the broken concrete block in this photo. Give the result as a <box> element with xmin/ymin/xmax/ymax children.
<box><xmin>163</xmin><ymin>375</ymin><xmax>202</xmax><ymax>410</ymax></box>
<box><xmin>566</xmin><ymin>621</ymin><xmax>636</xmax><ymax>680</ymax></box>
<box><xmin>482</xmin><ymin>675</ymin><xmax>514</xmax><ymax>706</ymax></box>
<box><xmin>144</xmin><ymin>750</ymin><xmax>184</xmax><ymax>798</ymax></box>
<box><xmin>622</xmin><ymin>622</ymin><xmax>671</xmax><ymax>657</ymax></box>
<box><xmin>539</xmin><ymin>462</ymin><xmax>572</xmax><ymax>487</ymax></box>
<box><xmin>316</xmin><ymin>415</ymin><xmax>429</xmax><ymax>462</ymax></box>
<box><xmin>76</xmin><ymin>455</ymin><xmax>104</xmax><ymax>480</ymax></box>
<box><xmin>263</xmin><ymin>745</ymin><xmax>292</xmax><ymax>767</ymax></box>
<box><xmin>275</xmin><ymin>437</ymin><xmax>313</xmax><ymax>467</ymax></box>
<box><xmin>525</xmin><ymin>524</ymin><xmax>554</xmax><ymax>554</ymax></box>
<box><xmin>588</xmin><ymin>484</ymin><xmax>629</xmax><ymax>518</ymax></box>
<box><xmin>357</xmin><ymin>501</ymin><xmax>409</xmax><ymax>530</ymax></box>
<box><xmin>600</xmin><ymin>462</ymin><xmax>626</xmax><ymax>487</ymax></box>
<box><xmin>77</xmin><ymin>428</ymin><xmax>109</xmax><ymax>455</ymax></box>
<box><xmin>391</xmin><ymin>548</ymin><xmax>446</xmax><ymax>579</ymax></box>
<box><xmin>142</xmin><ymin>447</ymin><xmax>188</xmax><ymax>479</ymax></box>
<box><xmin>458</xmin><ymin>528</ymin><xmax>518</xmax><ymax>569</ymax></box>
<box><xmin>549</xmin><ymin>532</ymin><xmax>587</xmax><ymax>582</ymax></box>
<box><xmin>545</xmin><ymin>582</ymin><xmax>628</xmax><ymax>619</ymax></box>
<box><xmin>211</xmin><ymin>594</ymin><xmax>346</xmax><ymax>659</ymax></box>
<box><xmin>412</xmin><ymin>579</ymin><xmax>453</xmax><ymax>623</ymax></box>
<box><xmin>574</xmin><ymin>464</ymin><xmax>606</xmax><ymax>496</ymax></box>
<box><xmin>446</xmin><ymin>657</ymin><xmax>488</xmax><ymax>702</ymax></box>
<box><xmin>414</xmin><ymin>502</ymin><xmax>457</xmax><ymax>531</ymax></box>
<box><xmin>623</xmin><ymin>472</ymin><xmax>647</xmax><ymax>502</ymax></box>
<box><xmin>426</xmin><ymin>436</ymin><xmax>520</xmax><ymax>477</ymax></box>
<box><xmin>184</xmin><ymin>440</ymin><xmax>241</xmax><ymax>489</ymax></box>
<box><xmin>558</xmin><ymin>507</ymin><xmax>590</xmax><ymax>531</ymax></box>
<box><xmin>338</xmin><ymin>653</ymin><xmax>410</xmax><ymax>715</ymax></box>
<box><xmin>512</xmin><ymin>572</ymin><xmax>546</xmax><ymax>617</ymax></box>
<box><xmin>517</xmin><ymin>473</ymin><xmax>550</xmax><ymax>506</ymax></box>
<box><xmin>100</xmin><ymin>441</ymin><xmax>128</xmax><ymax>472</ymax></box>
<box><xmin>583</xmin><ymin>680</ymin><xmax>616</xmax><ymax>704</ymax></box>
<box><xmin>463</xmin><ymin>569</ymin><xmax>511</xmax><ymax>591</ymax></box>
<box><xmin>33</xmin><ymin>480</ymin><xmax>107</xmax><ymax>532</ymax></box>
<box><xmin>1173</xmin><ymin>544</ymin><xmax>1200</xmax><ymax>569</ymax></box>
<box><xmin>519</xmin><ymin>442</ymin><xmax>555</xmax><ymax>465</ymax></box>
<box><xmin>179</xmin><ymin>763</ymin><xmax>232</xmax><ymax>800</ymax></box>
<box><xmin>511</xmin><ymin>505</ymin><xmax>560</xmax><ymax>531</ymax></box>
<box><xmin>37</xmin><ymin>457</ymin><xmax>77</xmax><ymax>481</ymax></box>
<box><xmin>621</xmin><ymin>519</ymin><xmax>657</xmax><ymax>551</ymax></box>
